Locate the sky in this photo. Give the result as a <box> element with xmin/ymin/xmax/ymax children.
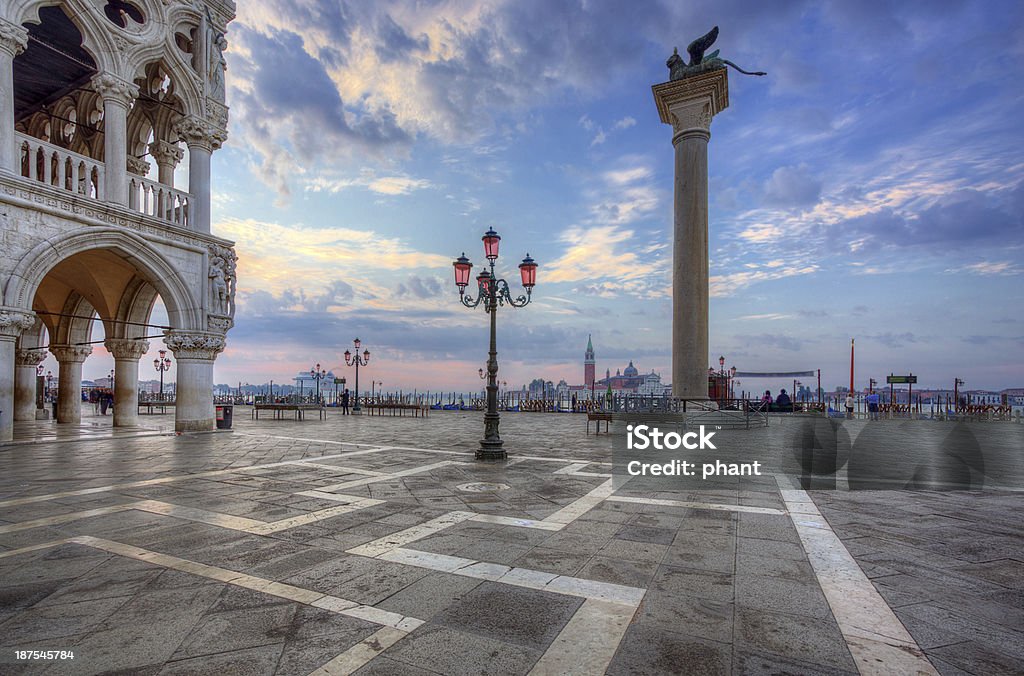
<box><xmin>76</xmin><ymin>0</ymin><xmax>1024</xmax><ymax>393</ymax></box>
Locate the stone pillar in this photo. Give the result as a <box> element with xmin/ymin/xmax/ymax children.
<box><xmin>50</xmin><ymin>345</ymin><xmax>92</xmax><ymax>424</ymax></box>
<box><xmin>0</xmin><ymin>21</ymin><xmax>28</xmax><ymax>174</ymax></box>
<box><xmin>149</xmin><ymin>140</ymin><xmax>183</xmax><ymax>187</ymax></box>
<box><xmin>164</xmin><ymin>332</ymin><xmax>225</xmax><ymax>432</ymax></box>
<box><xmin>652</xmin><ymin>68</ymin><xmax>729</xmax><ymax>399</ymax></box>
<box><xmin>92</xmin><ymin>73</ymin><xmax>139</xmax><ymax>206</ymax></box>
<box><xmin>174</xmin><ymin>117</ymin><xmax>226</xmax><ymax>234</ymax></box>
<box><xmin>14</xmin><ymin>348</ymin><xmax>46</xmax><ymax>421</ymax></box>
<box><xmin>0</xmin><ymin>309</ymin><xmax>36</xmax><ymax>441</ymax></box>
<box><xmin>105</xmin><ymin>339</ymin><xmax>149</xmax><ymax>427</ymax></box>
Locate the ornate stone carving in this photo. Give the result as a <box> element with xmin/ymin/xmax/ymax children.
<box><xmin>105</xmin><ymin>339</ymin><xmax>151</xmax><ymax>360</ymax></box>
<box><xmin>207</xmin><ymin>243</ymin><xmax>236</xmax><ymax>318</ymax></box>
<box><xmin>207</xmin><ymin>315</ymin><xmax>233</xmax><ymax>333</ymax></box>
<box><xmin>149</xmin><ymin>140</ymin><xmax>183</xmax><ymax>168</ymax></box>
<box><xmin>208</xmin><ymin>27</ymin><xmax>227</xmax><ymax>102</ymax></box>
<box><xmin>669</xmin><ymin>100</ymin><xmax>713</xmax><ymax>142</ymax></box>
<box><xmin>174</xmin><ymin>116</ymin><xmax>228</xmax><ymax>151</ymax></box>
<box><xmin>0</xmin><ymin>309</ymin><xmax>36</xmax><ymax>338</ymax></box>
<box><xmin>127</xmin><ymin>156</ymin><xmax>151</xmax><ymax>176</ymax></box>
<box><xmin>92</xmin><ymin>73</ymin><xmax>140</xmax><ymax>108</ymax></box>
<box><xmin>164</xmin><ymin>331</ymin><xmax>225</xmax><ymax>360</ymax></box>
<box><xmin>15</xmin><ymin>348</ymin><xmax>48</xmax><ymax>366</ymax></box>
<box><xmin>0</xmin><ymin>20</ymin><xmax>29</xmax><ymax>57</ymax></box>
<box><xmin>50</xmin><ymin>345</ymin><xmax>93</xmax><ymax>363</ymax></box>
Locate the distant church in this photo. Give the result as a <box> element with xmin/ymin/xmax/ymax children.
<box><xmin>576</xmin><ymin>335</ymin><xmax>665</xmax><ymax>396</ymax></box>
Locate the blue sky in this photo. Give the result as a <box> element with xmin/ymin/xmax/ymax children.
<box><xmin>87</xmin><ymin>0</ymin><xmax>1024</xmax><ymax>393</ymax></box>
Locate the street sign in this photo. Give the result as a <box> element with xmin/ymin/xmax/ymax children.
<box><xmin>333</xmin><ymin>378</ymin><xmax>346</xmax><ymax>385</ymax></box>
<box><xmin>886</xmin><ymin>375</ymin><xmax>917</xmax><ymax>384</ymax></box>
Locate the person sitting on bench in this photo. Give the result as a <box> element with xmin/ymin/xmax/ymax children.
<box><xmin>775</xmin><ymin>389</ymin><xmax>792</xmax><ymax>412</ymax></box>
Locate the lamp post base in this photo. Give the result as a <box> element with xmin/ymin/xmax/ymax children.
<box><xmin>476</xmin><ymin>439</ymin><xmax>506</xmax><ymax>461</ymax></box>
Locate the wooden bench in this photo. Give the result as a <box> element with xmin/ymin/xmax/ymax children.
<box><xmin>586</xmin><ymin>412</ymin><xmax>613</xmax><ymax>434</ymax></box>
<box><xmin>363</xmin><ymin>403</ymin><xmax>430</xmax><ymax>418</ymax></box>
<box><xmin>138</xmin><ymin>400</ymin><xmax>175</xmax><ymax>414</ymax></box>
<box><xmin>253</xmin><ymin>403</ymin><xmax>326</xmax><ymax>420</ymax></box>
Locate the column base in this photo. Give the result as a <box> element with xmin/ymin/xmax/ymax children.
<box><xmin>175</xmin><ymin>417</ymin><xmax>214</xmax><ymax>433</ymax></box>
<box><xmin>476</xmin><ymin>440</ymin><xmax>506</xmax><ymax>461</ymax></box>
<box><xmin>35</xmin><ymin>408</ymin><xmax>49</xmax><ymax>420</ymax></box>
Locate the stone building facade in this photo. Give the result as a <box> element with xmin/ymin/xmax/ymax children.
<box><xmin>0</xmin><ymin>0</ymin><xmax>236</xmax><ymax>440</ymax></box>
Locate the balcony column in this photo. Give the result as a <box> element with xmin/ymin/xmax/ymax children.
<box><xmin>149</xmin><ymin>140</ymin><xmax>183</xmax><ymax>187</ymax></box>
<box><xmin>0</xmin><ymin>21</ymin><xmax>28</xmax><ymax>174</ymax></box>
<box><xmin>105</xmin><ymin>339</ymin><xmax>149</xmax><ymax>427</ymax></box>
<box><xmin>14</xmin><ymin>348</ymin><xmax>46</xmax><ymax>421</ymax></box>
<box><xmin>164</xmin><ymin>331</ymin><xmax>225</xmax><ymax>432</ymax></box>
<box><xmin>0</xmin><ymin>309</ymin><xmax>36</xmax><ymax>441</ymax></box>
<box><xmin>92</xmin><ymin>73</ymin><xmax>139</xmax><ymax>206</ymax></box>
<box><xmin>174</xmin><ymin>117</ymin><xmax>226</xmax><ymax>234</ymax></box>
<box><xmin>50</xmin><ymin>345</ymin><xmax>91</xmax><ymax>424</ymax></box>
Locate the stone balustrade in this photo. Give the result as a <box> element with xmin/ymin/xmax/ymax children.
<box><xmin>17</xmin><ymin>132</ymin><xmax>102</xmax><ymax>199</ymax></box>
<box><xmin>128</xmin><ymin>175</ymin><xmax>190</xmax><ymax>228</ymax></box>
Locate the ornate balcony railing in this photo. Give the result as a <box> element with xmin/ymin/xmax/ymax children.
<box><xmin>128</xmin><ymin>175</ymin><xmax>190</xmax><ymax>228</ymax></box>
<box><xmin>17</xmin><ymin>132</ymin><xmax>103</xmax><ymax>199</ymax></box>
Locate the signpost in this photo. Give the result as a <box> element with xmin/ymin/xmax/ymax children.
<box><xmin>886</xmin><ymin>373</ymin><xmax>917</xmax><ymax>411</ymax></box>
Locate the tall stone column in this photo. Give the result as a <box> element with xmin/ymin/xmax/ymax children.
<box><xmin>105</xmin><ymin>339</ymin><xmax>149</xmax><ymax>427</ymax></box>
<box><xmin>164</xmin><ymin>332</ymin><xmax>225</xmax><ymax>432</ymax></box>
<box><xmin>653</xmin><ymin>69</ymin><xmax>729</xmax><ymax>399</ymax></box>
<box><xmin>0</xmin><ymin>309</ymin><xmax>36</xmax><ymax>441</ymax></box>
<box><xmin>0</xmin><ymin>21</ymin><xmax>28</xmax><ymax>174</ymax></box>
<box><xmin>92</xmin><ymin>73</ymin><xmax>139</xmax><ymax>206</ymax></box>
<box><xmin>14</xmin><ymin>348</ymin><xmax>46</xmax><ymax>421</ymax></box>
<box><xmin>174</xmin><ymin>117</ymin><xmax>226</xmax><ymax>234</ymax></box>
<box><xmin>50</xmin><ymin>345</ymin><xmax>92</xmax><ymax>424</ymax></box>
<box><xmin>149</xmin><ymin>140</ymin><xmax>183</xmax><ymax>187</ymax></box>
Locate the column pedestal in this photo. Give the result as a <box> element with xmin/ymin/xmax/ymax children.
<box><xmin>165</xmin><ymin>332</ymin><xmax>225</xmax><ymax>432</ymax></box>
<box><xmin>106</xmin><ymin>339</ymin><xmax>149</xmax><ymax>427</ymax></box>
<box><xmin>652</xmin><ymin>69</ymin><xmax>729</xmax><ymax>400</ymax></box>
<box><xmin>51</xmin><ymin>345</ymin><xmax>92</xmax><ymax>424</ymax></box>
<box><xmin>14</xmin><ymin>348</ymin><xmax>46</xmax><ymax>421</ymax></box>
<box><xmin>0</xmin><ymin>309</ymin><xmax>36</xmax><ymax>441</ymax></box>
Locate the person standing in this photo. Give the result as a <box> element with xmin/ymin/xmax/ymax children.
<box><xmin>866</xmin><ymin>390</ymin><xmax>880</xmax><ymax>421</ymax></box>
<box><xmin>845</xmin><ymin>392</ymin><xmax>855</xmax><ymax>419</ymax></box>
<box><xmin>341</xmin><ymin>388</ymin><xmax>350</xmax><ymax>415</ymax></box>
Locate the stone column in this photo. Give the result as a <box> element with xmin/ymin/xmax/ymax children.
<box><xmin>105</xmin><ymin>338</ymin><xmax>149</xmax><ymax>427</ymax></box>
<box><xmin>14</xmin><ymin>347</ymin><xmax>46</xmax><ymax>421</ymax></box>
<box><xmin>149</xmin><ymin>140</ymin><xmax>183</xmax><ymax>187</ymax></box>
<box><xmin>652</xmin><ymin>69</ymin><xmax>729</xmax><ymax>399</ymax></box>
<box><xmin>0</xmin><ymin>309</ymin><xmax>36</xmax><ymax>441</ymax></box>
<box><xmin>164</xmin><ymin>331</ymin><xmax>225</xmax><ymax>432</ymax></box>
<box><xmin>92</xmin><ymin>73</ymin><xmax>139</xmax><ymax>206</ymax></box>
<box><xmin>0</xmin><ymin>21</ymin><xmax>28</xmax><ymax>174</ymax></box>
<box><xmin>174</xmin><ymin>117</ymin><xmax>226</xmax><ymax>234</ymax></box>
<box><xmin>50</xmin><ymin>345</ymin><xmax>92</xmax><ymax>424</ymax></box>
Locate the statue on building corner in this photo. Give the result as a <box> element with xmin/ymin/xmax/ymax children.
<box><xmin>668</xmin><ymin>26</ymin><xmax>766</xmax><ymax>81</ymax></box>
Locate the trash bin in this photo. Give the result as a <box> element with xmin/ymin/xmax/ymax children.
<box><xmin>215</xmin><ymin>404</ymin><xmax>233</xmax><ymax>429</ymax></box>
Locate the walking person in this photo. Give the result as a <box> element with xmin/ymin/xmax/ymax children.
<box><xmin>341</xmin><ymin>388</ymin><xmax>350</xmax><ymax>415</ymax></box>
<box><xmin>99</xmin><ymin>389</ymin><xmax>110</xmax><ymax>415</ymax></box>
<box><xmin>845</xmin><ymin>392</ymin><xmax>855</xmax><ymax>419</ymax></box>
<box><xmin>90</xmin><ymin>388</ymin><xmax>100</xmax><ymax>414</ymax></box>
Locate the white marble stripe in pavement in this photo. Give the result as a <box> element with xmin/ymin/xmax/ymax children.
<box><xmin>315</xmin><ymin>460</ymin><xmax>457</xmax><ymax>493</ymax></box>
<box><xmin>467</xmin><ymin>513</ymin><xmax>564</xmax><ymax>531</ymax></box>
<box><xmin>0</xmin><ymin>448</ymin><xmax>393</xmax><ymax>508</ymax></box>
<box><xmin>305</xmin><ymin>626</ymin><xmax>409</xmax><ymax>676</ymax></box>
<box><xmin>347</xmin><ymin>511</ymin><xmax>477</xmax><ymax>557</ymax></box>
<box><xmin>542</xmin><ymin>479</ymin><xmax>616</xmax><ymax>524</ymax></box>
<box><xmin>0</xmin><ymin>503</ymin><xmax>137</xmax><ymax>533</ymax></box>
<box><xmin>606</xmin><ymin>495</ymin><xmax>787</xmax><ymax>516</ymax></box>
<box><xmin>527</xmin><ymin>598</ymin><xmax>637</xmax><ymax>676</ymax></box>
<box><xmin>776</xmin><ymin>485</ymin><xmax>939</xmax><ymax>676</ymax></box>
<box><xmin>0</xmin><ymin>536</ymin><xmax>425</xmax><ymax>632</ymax></box>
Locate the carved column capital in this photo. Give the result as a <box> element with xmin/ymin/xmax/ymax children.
<box><xmin>127</xmin><ymin>156</ymin><xmax>151</xmax><ymax>176</ymax></box>
<box><xmin>149</xmin><ymin>140</ymin><xmax>184</xmax><ymax>167</ymax></box>
<box><xmin>0</xmin><ymin>309</ymin><xmax>36</xmax><ymax>338</ymax></box>
<box><xmin>15</xmin><ymin>348</ymin><xmax>48</xmax><ymax>366</ymax></box>
<box><xmin>105</xmin><ymin>339</ymin><xmax>151</xmax><ymax>360</ymax></box>
<box><xmin>668</xmin><ymin>99</ymin><xmax>713</xmax><ymax>144</ymax></box>
<box><xmin>164</xmin><ymin>331</ymin><xmax>225</xmax><ymax>361</ymax></box>
<box><xmin>652</xmin><ymin>67</ymin><xmax>729</xmax><ymax>145</ymax></box>
<box><xmin>91</xmin><ymin>73</ymin><xmax>139</xmax><ymax>108</ymax></box>
<box><xmin>51</xmin><ymin>344</ymin><xmax>93</xmax><ymax>363</ymax></box>
<box><xmin>174</xmin><ymin>116</ymin><xmax>228</xmax><ymax>151</ymax></box>
<box><xmin>0</xmin><ymin>20</ymin><xmax>29</xmax><ymax>58</ymax></box>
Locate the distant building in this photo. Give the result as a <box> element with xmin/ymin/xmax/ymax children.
<box><xmin>584</xmin><ymin>335</ymin><xmax>595</xmax><ymax>391</ymax></box>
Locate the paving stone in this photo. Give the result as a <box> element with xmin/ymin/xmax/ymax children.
<box><xmin>159</xmin><ymin>643</ymin><xmax>283</xmax><ymax>675</ymax></box>
<box><xmin>613</xmin><ymin>524</ymin><xmax>676</xmax><ymax>545</ymax></box>
<box><xmin>734</xmin><ymin>648</ymin><xmax>858</xmax><ymax>675</ymax></box>
<box><xmin>0</xmin><ymin>594</ymin><xmax>132</xmax><ymax>644</ymax></box>
<box><xmin>510</xmin><ymin>546</ymin><xmax>590</xmax><ymax>576</ymax></box>
<box><xmin>606</xmin><ymin>624</ymin><xmax>731</xmax><ymax>676</ymax></box>
<box><xmin>353</xmin><ymin>655</ymin><xmax>441</xmax><ymax>675</ymax></box>
<box><xmin>597</xmin><ymin>537</ymin><xmax>668</xmax><ymax>564</ymax></box>
<box><xmin>336</xmin><ymin>560</ymin><xmax>432</xmax><ymax>605</ymax></box>
<box><xmin>377</xmin><ymin>572</ymin><xmax>484</xmax><ymax>620</ymax></box>
<box><xmin>649</xmin><ymin>564</ymin><xmax>734</xmax><ymax>603</ymax></box>
<box><xmin>928</xmin><ymin>640</ymin><xmax>1024</xmax><ymax>676</ymax></box>
<box><xmin>635</xmin><ymin>592</ymin><xmax>733</xmax><ymax>644</ymax></box>
<box><xmin>734</xmin><ymin>606</ymin><xmax>857</xmax><ymax>672</ymax></box>
<box><xmin>576</xmin><ymin>555</ymin><xmax>658</xmax><ymax>588</ymax></box>
<box><xmin>735</xmin><ymin>574</ymin><xmax>833</xmax><ymax>619</ymax></box>
<box><xmin>384</xmin><ymin>624</ymin><xmax>542</xmax><ymax>676</ymax></box>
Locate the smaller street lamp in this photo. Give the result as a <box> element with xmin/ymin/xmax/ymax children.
<box><xmin>344</xmin><ymin>339</ymin><xmax>370</xmax><ymax>413</ymax></box>
<box><xmin>310</xmin><ymin>363</ymin><xmax>327</xmax><ymax>404</ymax></box>
<box><xmin>154</xmin><ymin>349</ymin><xmax>172</xmax><ymax>398</ymax></box>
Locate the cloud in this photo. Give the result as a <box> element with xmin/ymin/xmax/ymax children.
<box><xmin>763</xmin><ymin>164</ymin><xmax>823</xmax><ymax>208</ymax></box>
<box><xmin>735</xmin><ymin>313</ymin><xmax>793</xmax><ymax>321</ymax></box>
<box><xmin>305</xmin><ymin>172</ymin><xmax>433</xmax><ymax>195</ymax></box>
<box><xmin>946</xmin><ymin>261</ymin><xmax>1021</xmax><ymax>276</ymax></box>
<box><xmin>613</xmin><ymin>116</ymin><xmax>636</xmax><ymax>130</ymax></box>
<box><xmin>710</xmin><ymin>265</ymin><xmax>818</xmax><ymax>297</ymax></box>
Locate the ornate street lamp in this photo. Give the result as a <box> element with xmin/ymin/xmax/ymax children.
<box><xmin>310</xmin><ymin>363</ymin><xmax>327</xmax><ymax>404</ymax></box>
<box><xmin>154</xmin><ymin>349</ymin><xmax>172</xmax><ymax>398</ymax></box>
<box><xmin>453</xmin><ymin>228</ymin><xmax>537</xmax><ymax>460</ymax></box>
<box><xmin>344</xmin><ymin>339</ymin><xmax>370</xmax><ymax>413</ymax></box>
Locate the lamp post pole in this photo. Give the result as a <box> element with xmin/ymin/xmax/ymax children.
<box><xmin>154</xmin><ymin>350</ymin><xmax>172</xmax><ymax>399</ymax></box>
<box><xmin>452</xmin><ymin>228</ymin><xmax>537</xmax><ymax>460</ymax></box>
<box><xmin>344</xmin><ymin>339</ymin><xmax>370</xmax><ymax>413</ymax></box>
<box><xmin>310</xmin><ymin>363</ymin><xmax>327</xmax><ymax>405</ymax></box>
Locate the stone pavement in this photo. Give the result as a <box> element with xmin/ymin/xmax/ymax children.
<box><xmin>0</xmin><ymin>409</ymin><xmax>1020</xmax><ymax>675</ymax></box>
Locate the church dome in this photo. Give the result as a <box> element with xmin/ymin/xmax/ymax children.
<box><xmin>623</xmin><ymin>361</ymin><xmax>638</xmax><ymax>377</ymax></box>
